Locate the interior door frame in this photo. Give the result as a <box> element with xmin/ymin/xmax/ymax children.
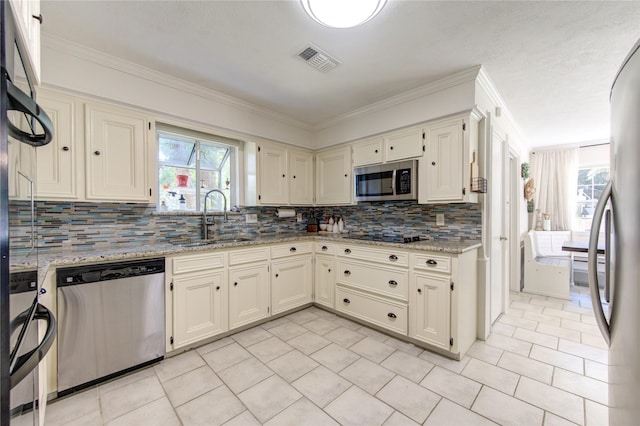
<box><xmin>508</xmin><ymin>147</ymin><xmax>522</xmax><ymax>293</ymax></box>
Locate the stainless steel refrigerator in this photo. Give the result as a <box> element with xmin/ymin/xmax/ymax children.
<box><xmin>588</xmin><ymin>39</ymin><xmax>640</xmax><ymax>425</ymax></box>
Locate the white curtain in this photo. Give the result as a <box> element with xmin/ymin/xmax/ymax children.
<box><xmin>531</xmin><ymin>148</ymin><xmax>579</xmax><ymax>231</ymax></box>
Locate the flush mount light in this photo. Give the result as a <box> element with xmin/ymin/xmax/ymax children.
<box><xmin>301</xmin><ymin>0</ymin><xmax>387</xmax><ymax>29</ymax></box>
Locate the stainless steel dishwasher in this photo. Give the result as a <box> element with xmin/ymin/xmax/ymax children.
<box><xmin>56</xmin><ymin>258</ymin><xmax>165</xmax><ymax>395</ymax></box>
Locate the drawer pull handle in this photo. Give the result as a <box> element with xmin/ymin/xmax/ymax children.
<box><xmin>344</xmin><ymin>270</ymin><xmax>351</xmax><ymax>276</ymax></box>
<box><xmin>94</xmin><ymin>150</ymin><xmax>101</xmax><ymax>156</ymax></box>
<box><xmin>234</xmin><ymin>282</ymin><xmax>238</xmax><ymax>286</ymax></box>
<box><xmin>321</xmin><ymin>245</ymin><xmax>328</xmax><ymax>251</ymax></box>
<box><xmin>388</xmin><ymin>280</ymin><xmax>398</xmax><ymax>286</ymax></box>
<box><xmin>389</xmin><ymin>254</ymin><xmax>398</xmax><ymax>261</ymax></box>
<box><xmin>62</xmin><ymin>146</ymin><xmax>70</xmax><ymax>151</ymax></box>
<box><xmin>344</xmin><ymin>248</ymin><xmax>351</xmax><ymax>254</ymax></box>
<box><xmin>426</xmin><ymin>259</ymin><xmax>438</xmax><ymax>266</ymax></box>
<box><xmin>388</xmin><ymin>313</ymin><xmax>397</xmax><ymax>319</ymax></box>
<box><xmin>290</xmin><ymin>247</ymin><xmax>297</xmax><ymax>252</ymax></box>
<box><xmin>343</xmin><ymin>298</ymin><xmax>351</xmax><ymax>304</ymax></box>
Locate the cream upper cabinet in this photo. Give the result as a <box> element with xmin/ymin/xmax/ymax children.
<box><xmin>8</xmin><ymin>0</ymin><xmax>42</xmax><ymax>84</ymax></box>
<box><xmin>258</xmin><ymin>143</ymin><xmax>288</xmax><ymax>204</ymax></box>
<box><xmin>288</xmin><ymin>149</ymin><xmax>314</xmax><ymax>205</ymax></box>
<box><xmin>315</xmin><ymin>146</ymin><xmax>352</xmax><ymax>205</ymax></box>
<box><xmin>85</xmin><ymin>102</ymin><xmax>151</xmax><ymax>202</ymax></box>
<box><xmin>384</xmin><ymin>127</ymin><xmax>423</xmax><ymax>162</ymax></box>
<box><xmin>419</xmin><ymin>117</ymin><xmax>478</xmax><ymax>204</ymax></box>
<box><xmin>257</xmin><ymin>144</ymin><xmax>313</xmax><ymax>206</ymax></box>
<box><xmin>352</xmin><ymin>138</ymin><xmax>383</xmax><ymax>167</ymax></box>
<box><xmin>34</xmin><ymin>90</ymin><xmax>80</xmax><ymax>200</ymax></box>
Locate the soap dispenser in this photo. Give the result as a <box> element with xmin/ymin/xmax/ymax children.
<box><xmin>179</xmin><ymin>194</ymin><xmax>186</xmax><ymax>209</ymax></box>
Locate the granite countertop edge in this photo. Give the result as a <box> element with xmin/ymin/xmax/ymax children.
<box><xmin>10</xmin><ymin>234</ymin><xmax>482</xmax><ymax>283</ymax></box>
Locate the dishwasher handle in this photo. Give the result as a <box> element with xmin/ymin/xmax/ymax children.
<box><xmin>10</xmin><ymin>300</ymin><xmax>57</xmax><ymax>389</ymax></box>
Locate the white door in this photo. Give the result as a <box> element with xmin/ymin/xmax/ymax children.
<box><xmin>489</xmin><ymin>130</ymin><xmax>507</xmax><ymax>324</ymax></box>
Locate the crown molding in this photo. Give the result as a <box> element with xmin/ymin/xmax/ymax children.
<box><xmin>476</xmin><ymin>67</ymin><xmax>526</xmax><ymax>140</ymax></box>
<box><xmin>41</xmin><ymin>33</ymin><xmax>313</xmax><ymax>131</ymax></box>
<box><xmin>313</xmin><ymin>66</ymin><xmax>483</xmax><ymax>131</ymax></box>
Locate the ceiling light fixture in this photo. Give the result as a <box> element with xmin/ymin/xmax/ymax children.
<box><xmin>301</xmin><ymin>0</ymin><xmax>387</xmax><ymax>29</ymax></box>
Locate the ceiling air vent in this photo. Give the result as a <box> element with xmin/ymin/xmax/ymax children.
<box><xmin>298</xmin><ymin>44</ymin><xmax>340</xmax><ymax>73</ymax></box>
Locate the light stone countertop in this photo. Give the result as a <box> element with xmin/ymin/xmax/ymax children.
<box><xmin>9</xmin><ymin>233</ymin><xmax>481</xmax><ymax>286</ymax></box>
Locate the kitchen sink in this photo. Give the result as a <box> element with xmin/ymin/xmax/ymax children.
<box><xmin>172</xmin><ymin>237</ymin><xmax>253</xmax><ymax>247</ymax></box>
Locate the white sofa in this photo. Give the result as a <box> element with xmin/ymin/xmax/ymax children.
<box><xmin>523</xmin><ymin>230</ymin><xmax>571</xmax><ymax>300</ymax></box>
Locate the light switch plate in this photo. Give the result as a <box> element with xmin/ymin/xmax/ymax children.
<box><xmin>245</xmin><ymin>213</ymin><xmax>258</xmax><ymax>224</ymax></box>
<box><xmin>436</xmin><ymin>213</ymin><xmax>445</xmax><ymax>226</ymax></box>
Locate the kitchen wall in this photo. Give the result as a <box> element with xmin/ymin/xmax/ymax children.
<box><xmin>9</xmin><ymin>201</ymin><xmax>481</xmax><ymax>252</ymax></box>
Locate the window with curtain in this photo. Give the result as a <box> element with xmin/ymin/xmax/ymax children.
<box><xmin>574</xmin><ymin>166</ymin><xmax>610</xmax><ymax>232</ymax></box>
<box><xmin>157</xmin><ymin>128</ymin><xmax>237</xmax><ymax>211</ymax></box>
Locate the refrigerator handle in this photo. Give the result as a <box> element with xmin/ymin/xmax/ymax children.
<box><xmin>588</xmin><ymin>180</ymin><xmax>611</xmax><ymax>347</ymax></box>
<box><xmin>605</xmin><ymin>209</ymin><xmax>612</xmax><ymax>303</ymax></box>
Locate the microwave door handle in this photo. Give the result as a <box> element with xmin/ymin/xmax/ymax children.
<box><xmin>391</xmin><ymin>169</ymin><xmax>396</xmax><ymax>195</ymax></box>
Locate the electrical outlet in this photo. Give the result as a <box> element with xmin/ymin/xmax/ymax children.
<box><xmin>436</xmin><ymin>213</ymin><xmax>445</xmax><ymax>226</ymax></box>
<box><xmin>245</xmin><ymin>213</ymin><xmax>257</xmax><ymax>224</ymax></box>
<box><xmin>297</xmin><ymin>213</ymin><xmax>303</xmax><ymax>223</ymax></box>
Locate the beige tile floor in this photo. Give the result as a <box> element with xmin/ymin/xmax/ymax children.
<box><xmin>40</xmin><ymin>286</ymin><xmax>609</xmax><ymax>426</ymax></box>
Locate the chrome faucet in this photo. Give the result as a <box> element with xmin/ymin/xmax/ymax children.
<box><xmin>203</xmin><ymin>189</ymin><xmax>228</xmax><ymax>240</ymax></box>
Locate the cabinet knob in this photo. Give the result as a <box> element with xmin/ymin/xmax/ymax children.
<box><xmin>418</xmin><ymin>288</ymin><xmax>422</xmax><ymax>294</ymax></box>
<box><xmin>431</xmin><ymin>161</ymin><xmax>436</xmax><ymax>166</ymax></box>
<box><xmin>62</xmin><ymin>146</ymin><xmax>70</xmax><ymax>151</ymax></box>
<box><xmin>290</xmin><ymin>247</ymin><xmax>297</xmax><ymax>252</ymax></box>
<box><xmin>344</xmin><ymin>174</ymin><xmax>348</xmax><ymax>177</ymax></box>
<box><xmin>275</xmin><ymin>273</ymin><xmax>279</xmax><ymax>278</ymax></box>
<box><xmin>390</xmin><ymin>146</ymin><xmax>394</xmax><ymax>150</ymax></box>
<box><xmin>426</xmin><ymin>259</ymin><xmax>438</xmax><ymax>266</ymax></box>
<box><xmin>94</xmin><ymin>150</ymin><xmax>101</xmax><ymax>156</ymax></box>
<box><xmin>344</xmin><ymin>248</ymin><xmax>351</xmax><ymax>254</ymax></box>
<box><xmin>32</xmin><ymin>14</ymin><xmax>43</xmax><ymax>24</ymax></box>
<box><xmin>328</xmin><ymin>269</ymin><xmax>331</xmax><ymax>273</ymax></box>
<box><xmin>216</xmin><ymin>286</ymin><xmax>220</xmax><ymax>290</ymax></box>
<box><xmin>374</xmin><ymin>149</ymin><xmax>378</xmax><ymax>153</ymax></box>
<box><xmin>344</xmin><ymin>270</ymin><xmax>351</xmax><ymax>276</ymax></box>
<box><xmin>389</xmin><ymin>254</ymin><xmax>398</xmax><ymax>261</ymax></box>
<box><xmin>293</xmin><ymin>175</ymin><xmax>296</xmax><ymax>179</ymax></box>
<box><xmin>234</xmin><ymin>282</ymin><xmax>238</xmax><ymax>286</ymax></box>
<box><xmin>343</xmin><ymin>298</ymin><xmax>351</xmax><ymax>304</ymax></box>
<box><xmin>388</xmin><ymin>280</ymin><xmax>398</xmax><ymax>286</ymax></box>
<box><xmin>387</xmin><ymin>313</ymin><xmax>397</xmax><ymax>319</ymax></box>
<box><xmin>282</xmin><ymin>174</ymin><xmax>286</xmax><ymax>178</ymax></box>
<box><xmin>321</xmin><ymin>246</ymin><xmax>328</xmax><ymax>251</ymax></box>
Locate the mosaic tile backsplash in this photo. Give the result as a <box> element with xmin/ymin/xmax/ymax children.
<box><xmin>9</xmin><ymin>200</ymin><xmax>481</xmax><ymax>252</ymax></box>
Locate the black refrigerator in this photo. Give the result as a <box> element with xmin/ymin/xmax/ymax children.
<box><xmin>587</xmin><ymin>39</ymin><xmax>640</xmax><ymax>424</ymax></box>
<box><xmin>1</xmin><ymin>2</ymin><xmax>56</xmax><ymax>425</ymax></box>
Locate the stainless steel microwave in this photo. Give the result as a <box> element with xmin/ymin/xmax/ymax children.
<box><xmin>354</xmin><ymin>160</ymin><xmax>417</xmax><ymax>202</ymax></box>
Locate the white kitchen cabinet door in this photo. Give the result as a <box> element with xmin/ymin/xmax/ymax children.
<box><xmin>8</xmin><ymin>0</ymin><xmax>41</xmax><ymax>84</ymax></box>
<box><xmin>352</xmin><ymin>138</ymin><xmax>383</xmax><ymax>166</ymax></box>
<box><xmin>271</xmin><ymin>255</ymin><xmax>313</xmax><ymax>314</ymax></box>
<box><xmin>420</xmin><ymin>119</ymin><xmax>464</xmax><ymax>203</ymax></box>
<box><xmin>384</xmin><ymin>127</ymin><xmax>423</xmax><ymax>162</ymax></box>
<box><xmin>229</xmin><ymin>264</ymin><xmax>270</xmax><ymax>329</ymax></box>
<box><xmin>314</xmin><ymin>255</ymin><xmax>335</xmax><ymax>309</ymax></box>
<box><xmin>289</xmin><ymin>149</ymin><xmax>314</xmax><ymax>205</ymax></box>
<box><xmin>34</xmin><ymin>91</ymin><xmax>79</xmax><ymax>199</ymax></box>
<box><xmin>412</xmin><ymin>272</ymin><xmax>451</xmax><ymax>350</ymax></box>
<box><xmin>315</xmin><ymin>146</ymin><xmax>352</xmax><ymax>205</ymax></box>
<box><xmin>258</xmin><ymin>144</ymin><xmax>288</xmax><ymax>204</ymax></box>
<box><xmin>173</xmin><ymin>270</ymin><xmax>228</xmax><ymax>349</ymax></box>
<box><xmin>85</xmin><ymin>103</ymin><xmax>150</xmax><ymax>202</ymax></box>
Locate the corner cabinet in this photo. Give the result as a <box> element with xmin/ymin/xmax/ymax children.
<box><xmin>85</xmin><ymin>102</ymin><xmax>152</xmax><ymax>202</ymax></box>
<box><xmin>257</xmin><ymin>143</ymin><xmax>313</xmax><ymax>206</ymax></box>
<box><xmin>270</xmin><ymin>242</ymin><xmax>313</xmax><ymax>314</ymax></box>
<box><xmin>409</xmin><ymin>249</ymin><xmax>478</xmax><ymax>357</ymax></box>
<box><xmin>418</xmin><ymin>116</ymin><xmax>479</xmax><ymax>204</ymax></box>
<box><xmin>315</xmin><ymin>146</ymin><xmax>352</xmax><ymax>205</ymax></box>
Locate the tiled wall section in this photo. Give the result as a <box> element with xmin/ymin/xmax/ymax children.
<box><xmin>9</xmin><ymin>201</ymin><xmax>481</xmax><ymax>252</ymax></box>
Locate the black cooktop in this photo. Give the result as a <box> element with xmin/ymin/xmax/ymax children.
<box><xmin>343</xmin><ymin>235</ymin><xmax>424</xmax><ymax>244</ymax></box>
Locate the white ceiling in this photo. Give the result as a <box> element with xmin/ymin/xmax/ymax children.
<box><xmin>40</xmin><ymin>1</ymin><xmax>640</xmax><ymax>148</ymax></box>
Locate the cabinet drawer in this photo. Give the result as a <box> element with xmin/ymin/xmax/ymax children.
<box><xmin>336</xmin><ymin>287</ymin><xmax>408</xmax><ymax>335</ymax></box>
<box><xmin>413</xmin><ymin>253</ymin><xmax>451</xmax><ymax>274</ymax></box>
<box><xmin>337</xmin><ymin>260</ymin><xmax>408</xmax><ymax>301</ymax></box>
<box><xmin>172</xmin><ymin>252</ymin><xmax>226</xmax><ymax>274</ymax></box>
<box><xmin>229</xmin><ymin>246</ymin><xmax>270</xmax><ymax>266</ymax></box>
<box><xmin>337</xmin><ymin>244</ymin><xmax>409</xmax><ymax>267</ymax></box>
<box><xmin>271</xmin><ymin>242</ymin><xmax>313</xmax><ymax>258</ymax></box>
<box><xmin>315</xmin><ymin>241</ymin><xmax>336</xmax><ymax>255</ymax></box>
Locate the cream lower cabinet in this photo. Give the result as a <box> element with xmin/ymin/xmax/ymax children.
<box><xmin>170</xmin><ymin>252</ymin><xmax>228</xmax><ymax>350</ymax></box>
<box><xmin>314</xmin><ymin>241</ymin><xmax>336</xmax><ymax>309</ymax></box>
<box><xmin>271</xmin><ymin>242</ymin><xmax>313</xmax><ymax>315</ymax></box>
<box><xmin>409</xmin><ymin>249</ymin><xmax>478</xmax><ymax>357</ymax></box>
<box><xmin>335</xmin><ymin>243</ymin><xmax>409</xmax><ymax>335</ymax></box>
<box><xmin>228</xmin><ymin>247</ymin><xmax>271</xmax><ymax>329</ymax></box>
